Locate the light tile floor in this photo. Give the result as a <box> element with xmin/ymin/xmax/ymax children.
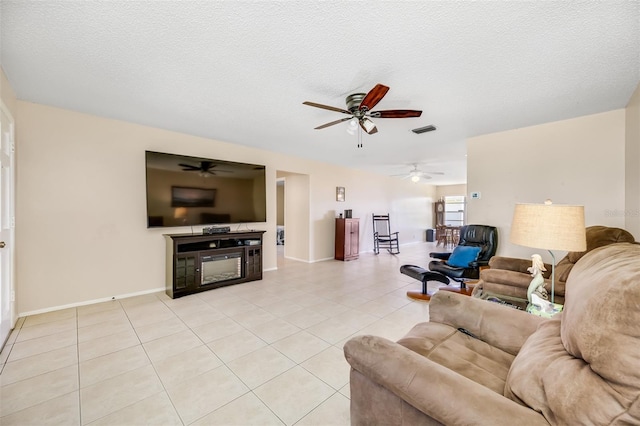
<box><xmin>0</xmin><ymin>242</ymin><xmax>447</xmax><ymax>425</ymax></box>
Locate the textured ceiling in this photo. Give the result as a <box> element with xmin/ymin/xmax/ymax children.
<box><xmin>1</xmin><ymin>1</ymin><xmax>639</xmax><ymax>185</ymax></box>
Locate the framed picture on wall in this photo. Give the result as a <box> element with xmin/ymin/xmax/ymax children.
<box><xmin>336</xmin><ymin>186</ymin><xmax>345</xmax><ymax>202</ymax></box>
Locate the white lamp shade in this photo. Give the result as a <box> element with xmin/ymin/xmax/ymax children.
<box><xmin>510</xmin><ymin>203</ymin><xmax>586</xmax><ymax>252</ymax></box>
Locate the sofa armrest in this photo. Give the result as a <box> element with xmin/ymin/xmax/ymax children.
<box><xmin>429</xmin><ymin>252</ymin><xmax>451</xmax><ymax>260</ymax></box>
<box><xmin>344</xmin><ymin>335</ymin><xmax>549</xmax><ymax>426</ymax></box>
<box><xmin>429</xmin><ymin>291</ymin><xmax>546</xmax><ymax>355</ymax></box>
<box><xmin>488</xmin><ymin>256</ymin><xmax>552</xmax><ymax>277</ymax></box>
<box><xmin>469</xmin><ymin>259</ymin><xmax>490</xmax><ymax>268</ymax></box>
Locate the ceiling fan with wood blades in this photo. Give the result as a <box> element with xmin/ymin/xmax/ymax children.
<box><xmin>303</xmin><ymin>84</ymin><xmax>422</xmax><ymax>135</ymax></box>
<box><xmin>392</xmin><ymin>164</ymin><xmax>445</xmax><ymax>182</ymax></box>
<box><xmin>178</xmin><ymin>161</ymin><xmax>233</xmax><ymax>176</ymax></box>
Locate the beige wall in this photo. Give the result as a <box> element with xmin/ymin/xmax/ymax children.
<box><xmin>15</xmin><ymin>101</ymin><xmax>436</xmax><ymax>314</ymax></box>
<box><xmin>467</xmin><ymin>109</ymin><xmax>628</xmax><ymax>262</ymax></box>
<box><xmin>625</xmin><ymin>82</ymin><xmax>640</xmax><ymax>238</ymax></box>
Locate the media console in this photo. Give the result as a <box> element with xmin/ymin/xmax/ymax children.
<box><xmin>164</xmin><ymin>230</ymin><xmax>266</xmax><ymax>298</ymax></box>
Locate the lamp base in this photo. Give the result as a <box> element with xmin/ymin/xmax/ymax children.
<box><xmin>527</xmin><ymin>302</ymin><xmax>563</xmax><ymax>318</ymax></box>
<box><xmin>549</xmin><ymin>250</ymin><xmax>556</xmax><ymax>304</ymax></box>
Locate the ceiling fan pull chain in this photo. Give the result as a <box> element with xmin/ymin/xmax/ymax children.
<box><xmin>357</xmin><ymin>126</ymin><xmax>363</xmax><ymax>148</ymax></box>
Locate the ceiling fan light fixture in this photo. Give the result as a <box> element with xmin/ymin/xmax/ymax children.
<box><xmin>391</xmin><ymin>164</ymin><xmax>440</xmax><ymax>181</ymax></box>
<box><xmin>346</xmin><ymin>118</ymin><xmax>358</xmax><ymax>135</ymax></box>
<box><xmin>361</xmin><ymin>118</ymin><xmax>377</xmax><ymax>134</ymax></box>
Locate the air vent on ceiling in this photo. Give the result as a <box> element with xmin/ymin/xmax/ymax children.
<box><xmin>412</xmin><ymin>125</ymin><xmax>437</xmax><ymax>134</ymax></box>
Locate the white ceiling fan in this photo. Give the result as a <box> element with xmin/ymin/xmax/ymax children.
<box><xmin>392</xmin><ymin>164</ymin><xmax>444</xmax><ymax>182</ymax></box>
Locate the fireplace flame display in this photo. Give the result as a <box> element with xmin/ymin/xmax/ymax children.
<box><xmin>201</xmin><ymin>253</ymin><xmax>242</xmax><ymax>285</ymax></box>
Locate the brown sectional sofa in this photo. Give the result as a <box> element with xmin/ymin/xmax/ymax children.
<box><xmin>344</xmin><ymin>242</ymin><xmax>640</xmax><ymax>425</ymax></box>
<box><xmin>472</xmin><ymin>225</ymin><xmax>635</xmax><ymax>305</ymax></box>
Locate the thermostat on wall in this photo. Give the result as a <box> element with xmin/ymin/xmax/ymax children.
<box><xmin>470</xmin><ymin>191</ymin><xmax>481</xmax><ymax>199</ymax></box>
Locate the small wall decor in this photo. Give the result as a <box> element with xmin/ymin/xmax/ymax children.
<box><xmin>336</xmin><ymin>186</ymin><xmax>345</xmax><ymax>202</ymax></box>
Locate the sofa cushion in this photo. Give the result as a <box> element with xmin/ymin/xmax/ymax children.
<box><xmin>505</xmin><ymin>243</ymin><xmax>640</xmax><ymax>424</ymax></box>
<box><xmin>397</xmin><ymin>322</ymin><xmax>515</xmax><ymax>394</ymax></box>
<box><xmin>447</xmin><ymin>246</ymin><xmax>481</xmax><ymax>268</ymax></box>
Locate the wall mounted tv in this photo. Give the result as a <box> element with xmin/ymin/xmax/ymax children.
<box><xmin>145</xmin><ymin>151</ymin><xmax>267</xmax><ymax>228</ymax></box>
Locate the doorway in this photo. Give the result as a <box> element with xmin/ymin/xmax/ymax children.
<box><xmin>276</xmin><ymin>178</ymin><xmax>285</xmax><ymax>260</ymax></box>
<box><xmin>0</xmin><ymin>102</ymin><xmax>16</xmax><ymax>350</ymax></box>
<box><xmin>275</xmin><ymin>172</ymin><xmax>310</xmax><ymax>263</ymax></box>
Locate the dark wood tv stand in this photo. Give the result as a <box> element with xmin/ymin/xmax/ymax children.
<box><xmin>164</xmin><ymin>230</ymin><xmax>266</xmax><ymax>298</ymax></box>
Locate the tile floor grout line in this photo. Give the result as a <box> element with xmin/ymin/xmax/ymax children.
<box><xmin>122</xmin><ymin>294</ymin><xmax>191</xmax><ymax>425</ymax></box>
<box><xmin>135</xmin><ymin>292</ymin><xmax>288</xmax><ymax>425</ymax></box>
<box><xmin>291</xmin><ymin>390</ymin><xmax>341</xmax><ymax>426</ymax></box>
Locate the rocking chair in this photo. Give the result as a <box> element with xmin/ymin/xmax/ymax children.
<box><xmin>373</xmin><ymin>213</ymin><xmax>400</xmax><ymax>254</ymax></box>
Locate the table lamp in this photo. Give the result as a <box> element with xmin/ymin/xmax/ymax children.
<box><xmin>510</xmin><ymin>200</ymin><xmax>586</xmax><ymax>303</ymax></box>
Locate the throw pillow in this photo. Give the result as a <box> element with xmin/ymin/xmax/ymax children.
<box><xmin>446</xmin><ymin>246</ymin><xmax>481</xmax><ymax>268</ymax></box>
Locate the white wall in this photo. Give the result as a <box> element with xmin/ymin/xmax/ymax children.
<box><xmin>436</xmin><ymin>184</ymin><xmax>467</xmax><ymax>200</ymax></box>
<box><xmin>625</xmin><ymin>82</ymin><xmax>640</xmax><ymax>238</ymax></box>
<box><xmin>15</xmin><ymin>101</ymin><xmax>436</xmax><ymax>314</ymax></box>
<box><xmin>467</xmin><ymin>109</ymin><xmax>628</xmax><ymax>262</ymax></box>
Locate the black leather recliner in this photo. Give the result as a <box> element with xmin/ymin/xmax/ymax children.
<box><xmin>429</xmin><ymin>224</ymin><xmax>498</xmax><ymax>281</ymax></box>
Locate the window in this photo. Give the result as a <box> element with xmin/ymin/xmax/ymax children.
<box><xmin>444</xmin><ymin>195</ymin><xmax>466</xmax><ymax>226</ymax></box>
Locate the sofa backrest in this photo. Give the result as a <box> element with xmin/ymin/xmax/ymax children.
<box><xmin>555</xmin><ymin>225</ymin><xmax>635</xmax><ymax>282</ymax></box>
<box><xmin>505</xmin><ymin>243</ymin><xmax>640</xmax><ymax>424</ymax></box>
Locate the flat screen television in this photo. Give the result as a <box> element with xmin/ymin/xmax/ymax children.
<box><xmin>145</xmin><ymin>151</ymin><xmax>267</xmax><ymax>228</ymax></box>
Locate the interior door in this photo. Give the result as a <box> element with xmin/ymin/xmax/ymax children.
<box><xmin>0</xmin><ymin>103</ymin><xmax>16</xmax><ymax>349</ymax></box>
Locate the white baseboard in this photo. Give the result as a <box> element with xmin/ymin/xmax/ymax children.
<box><xmin>310</xmin><ymin>257</ymin><xmax>334</xmax><ymax>263</ymax></box>
<box><xmin>19</xmin><ymin>287</ymin><xmax>166</xmax><ymax>318</ymax></box>
<box><xmin>281</xmin><ymin>255</ymin><xmax>334</xmax><ymax>263</ymax></box>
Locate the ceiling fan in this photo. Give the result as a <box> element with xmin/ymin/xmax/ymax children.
<box><xmin>393</xmin><ymin>164</ymin><xmax>444</xmax><ymax>182</ymax></box>
<box><xmin>178</xmin><ymin>161</ymin><xmax>232</xmax><ymax>176</ymax></box>
<box><xmin>303</xmin><ymin>84</ymin><xmax>422</xmax><ymax>135</ymax></box>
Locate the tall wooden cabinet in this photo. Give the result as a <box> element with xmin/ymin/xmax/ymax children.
<box><xmin>335</xmin><ymin>218</ymin><xmax>359</xmax><ymax>261</ymax></box>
